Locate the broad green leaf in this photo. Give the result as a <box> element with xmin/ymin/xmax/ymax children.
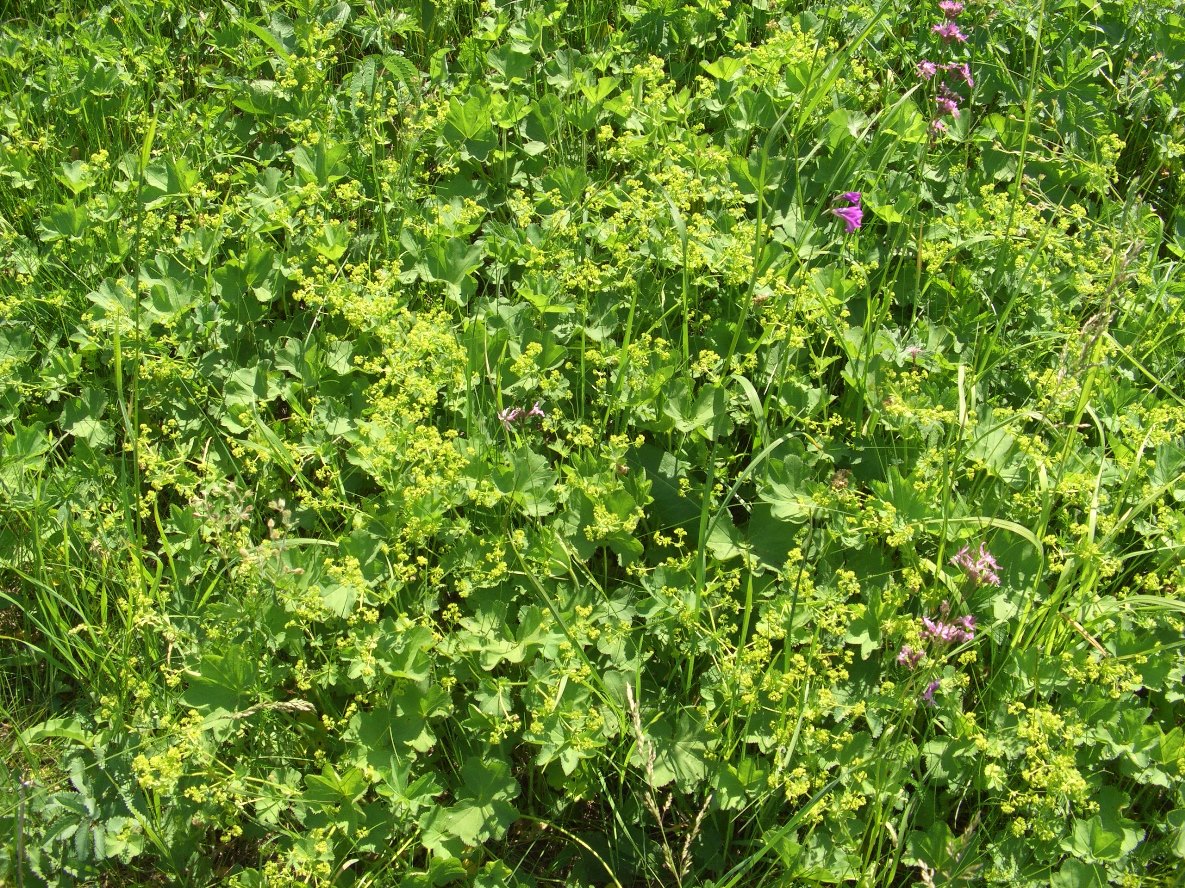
<box><xmin>56</xmin><ymin>160</ymin><xmax>95</xmax><ymax>195</ymax></box>
<box><xmin>400</xmin><ymin>858</ymin><xmax>468</xmax><ymax>888</ymax></box>
<box><xmin>701</xmin><ymin>57</ymin><xmax>745</xmax><ymax>81</ymax></box>
<box><xmin>38</xmin><ymin>202</ymin><xmax>87</xmax><ymax>241</ymax></box>
<box><xmin>880</xmin><ymin>99</ymin><xmax>929</xmax><ymax>144</ymax></box>
<box><xmin>664</xmin><ymin>380</ymin><xmax>730</xmax><ymax>438</ymax></box>
<box><xmin>304</xmin><ymin>765</ymin><xmax>368</xmax><ymax>806</ymax></box>
<box><xmin>60</xmin><ymin>388</ymin><xmax>111</xmax><ymax>448</ymax></box>
<box><xmin>1061</xmin><ymin>802</ymin><xmax>1143</xmax><ymax>864</ymax></box>
<box><xmin>1152</xmin><ymin>441</ymin><xmax>1185</xmax><ymax>501</ymax></box>
<box><xmin>292</xmin><ymin>140</ymin><xmax>350</xmax><ymax>186</ymax></box>
<box><xmin>20</xmin><ymin>717</ymin><xmax>93</xmax><ymax>749</ymax></box>
<box><xmin>181</xmin><ymin>645</ymin><xmax>257</xmax><ymax>716</ymax></box>
<box><xmin>493</xmin><ymin>445</ymin><xmax>557</xmax><ymax>516</ymax></box>
<box><xmin>903</xmin><ymin>821</ymin><xmax>957</xmax><ymax>869</ymax></box>
<box><xmin>140</xmin><ymin>157</ymin><xmax>198</xmax><ymax>207</ymax></box>
<box><xmin>443</xmin><ymin>91</ymin><xmax>496</xmax><ymax>159</ymax></box>
<box><xmin>1050</xmin><ymin>859</ymin><xmax>1106</xmax><ymax>888</ymax></box>
<box><xmin>3</xmin><ymin>422</ymin><xmax>51</xmax><ymax>475</ymax></box>
<box><xmin>638</xmin><ymin>711</ymin><xmax>710</xmax><ymax>790</ymax></box>
<box><xmin>312</xmin><ymin>220</ymin><xmax>351</xmax><ymax>261</ymax></box>
<box><xmin>243</xmin><ymin>19</ymin><xmax>293</xmax><ymax>61</ymax></box>
<box><xmin>420</xmin><ymin>758</ymin><xmax>519</xmax><ymax>855</ymax></box>
<box><xmin>579</xmin><ymin>75</ymin><xmax>618</xmax><ymax>104</ymax></box>
<box><xmin>486</xmin><ymin>44</ymin><xmax>533</xmax><ymax>83</ymax></box>
<box><xmin>1167</xmin><ymin>809</ymin><xmax>1185</xmax><ymax>859</ymax></box>
<box><xmin>758</xmin><ymin>454</ymin><xmax>817</xmax><ymax>522</ymax></box>
<box><xmin>706</xmin><ymin>514</ymin><xmax>745</xmax><ymax>561</ymax></box>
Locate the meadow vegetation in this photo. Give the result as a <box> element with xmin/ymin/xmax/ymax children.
<box><xmin>1</xmin><ymin>0</ymin><xmax>1184</xmax><ymax>884</ymax></box>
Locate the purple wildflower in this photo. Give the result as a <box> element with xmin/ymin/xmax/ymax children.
<box><xmin>922</xmin><ymin>679</ymin><xmax>941</xmax><ymax>706</ymax></box>
<box><xmin>975</xmin><ymin>547</ymin><xmax>1001</xmax><ymax>586</ymax></box>
<box><xmin>501</xmin><ymin>401</ymin><xmax>547</xmax><ymax>430</ymax></box>
<box><xmin>831</xmin><ymin>205</ymin><xmax>863</xmax><ymax>233</ymax></box>
<box><xmin>921</xmin><ymin>615</ymin><xmax>975</xmax><ymax>645</ymax></box>
<box><xmin>917</xmin><ymin>59</ymin><xmax>940</xmax><ymax>80</ymax></box>
<box><xmin>937</xmin><ymin>0</ymin><xmax>964</xmax><ymax>17</ymax></box>
<box><xmin>829</xmin><ymin>191</ymin><xmax>863</xmax><ymax>233</ymax></box>
<box><xmin>950</xmin><ymin>545</ymin><xmax>971</xmax><ymax>568</ymax></box>
<box><xmin>919</xmin><ymin>601</ymin><xmax>976</xmax><ymax>644</ymax></box>
<box><xmin>898</xmin><ymin>645</ymin><xmax>924</xmax><ymax>669</ymax></box>
<box><xmin>935</xmin><ymin>84</ymin><xmax>961</xmax><ymax>117</ymax></box>
<box><xmin>930</xmin><ymin>119</ymin><xmax>948</xmax><ymax>135</ymax></box>
<box><xmin>950</xmin><ymin>543</ymin><xmax>1001</xmax><ymax>586</ymax></box>
<box><xmin>945</xmin><ymin>61</ymin><xmax>974</xmax><ymax>87</ymax></box>
<box><xmin>932</xmin><ymin>21</ymin><xmax>968</xmax><ymax>42</ymax></box>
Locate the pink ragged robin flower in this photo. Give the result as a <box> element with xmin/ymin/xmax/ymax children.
<box><xmin>945</xmin><ymin>61</ymin><xmax>974</xmax><ymax>87</ymax></box>
<box><xmin>932</xmin><ymin>20</ymin><xmax>968</xmax><ymax>42</ymax></box>
<box><xmin>921</xmin><ymin>613</ymin><xmax>976</xmax><ymax>644</ymax></box>
<box><xmin>897</xmin><ymin>645</ymin><xmax>924</xmax><ymax>669</ymax></box>
<box><xmin>499</xmin><ymin>401</ymin><xmax>546</xmax><ymax>430</ymax></box>
<box><xmin>917</xmin><ymin>59</ymin><xmax>940</xmax><ymax>80</ymax></box>
<box><xmin>935</xmin><ymin>84</ymin><xmax>961</xmax><ymax>117</ymax></box>
<box><xmin>938</xmin><ymin>0</ymin><xmax>964</xmax><ymax>17</ymax></box>
<box><xmin>950</xmin><ymin>543</ymin><xmax>1001</xmax><ymax>586</ymax></box>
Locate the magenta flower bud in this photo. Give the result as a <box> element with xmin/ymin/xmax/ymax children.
<box><xmin>922</xmin><ymin>680</ymin><xmax>941</xmax><ymax>706</ymax></box>
<box><xmin>830</xmin><ymin>204</ymin><xmax>863</xmax><ymax>233</ymax></box>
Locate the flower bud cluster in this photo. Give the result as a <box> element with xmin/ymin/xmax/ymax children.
<box><xmin>918</xmin><ymin>0</ymin><xmax>973</xmax><ymax>135</ymax></box>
